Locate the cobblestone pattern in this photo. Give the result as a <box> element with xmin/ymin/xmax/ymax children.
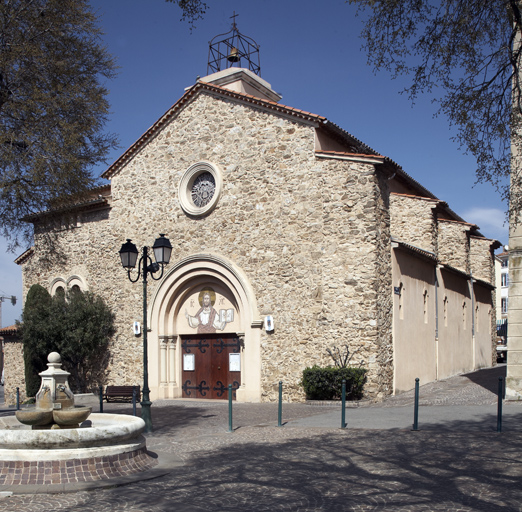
<box><xmin>0</xmin><ymin>448</ymin><xmax>157</xmax><ymax>486</ymax></box>
<box><xmin>372</xmin><ymin>364</ymin><xmax>510</xmax><ymax>407</ymax></box>
<box><xmin>1</xmin><ymin>367</ymin><xmax>522</xmax><ymax>511</ymax></box>
<box><xmin>3</xmin><ymin>428</ymin><xmax>522</xmax><ymax>511</ymax></box>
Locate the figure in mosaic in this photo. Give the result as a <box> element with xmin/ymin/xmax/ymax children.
<box><xmin>185</xmin><ymin>288</ymin><xmax>231</xmax><ymax>333</ymax></box>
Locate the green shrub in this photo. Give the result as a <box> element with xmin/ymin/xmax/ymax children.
<box><xmin>20</xmin><ymin>285</ymin><xmax>115</xmax><ymax>395</ymax></box>
<box><xmin>301</xmin><ymin>365</ymin><xmax>367</xmax><ymax>400</ymax></box>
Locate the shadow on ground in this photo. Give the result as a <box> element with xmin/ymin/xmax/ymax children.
<box><xmin>464</xmin><ymin>365</ymin><xmax>506</xmax><ymax>395</ymax></box>
<box><xmin>9</xmin><ymin>429</ymin><xmax>521</xmax><ymax>512</ymax></box>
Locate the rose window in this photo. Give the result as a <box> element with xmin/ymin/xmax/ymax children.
<box><xmin>191</xmin><ymin>172</ymin><xmax>216</xmax><ymax>208</ymax></box>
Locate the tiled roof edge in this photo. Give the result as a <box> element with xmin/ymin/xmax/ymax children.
<box><xmin>391</xmin><ymin>238</ymin><xmax>437</xmax><ymax>261</ymax></box>
<box><xmin>14</xmin><ymin>247</ymin><xmax>34</xmax><ymax>265</ymax></box>
<box><xmin>101</xmin><ymin>82</ymin><xmax>330</xmax><ymax>180</ymax></box>
<box><xmin>0</xmin><ymin>325</ymin><xmax>18</xmax><ymax>336</ymax></box>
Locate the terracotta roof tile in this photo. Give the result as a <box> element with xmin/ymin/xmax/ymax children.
<box><xmin>101</xmin><ymin>82</ymin><xmax>376</xmax><ymax>180</ymax></box>
<box><xmin>0</xmin><ymin>325</ymin><xmax>18</xmax><ymax>335</ymax></box>
<box><xmin>315</xmin><ymin>150</ymin><xmax>385</xmax><ymax>161</ymax></box>
<box><xmin>390</xmin><ymin>192</ymin><xmax>439</xmax><ymax>202</ymax></box>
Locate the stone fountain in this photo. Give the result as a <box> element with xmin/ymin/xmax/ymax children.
<box><xmin>15</xmin><ymin>352</ymin><xmax>92</xmax><ymax>429</ymax></box>
<box><xmin>0</xmin><ymin>352</ymin><xmax>158</xmax><ymax>488</ymax></box>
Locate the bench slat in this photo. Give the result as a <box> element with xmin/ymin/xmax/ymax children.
<box><xmin>104</xmin><ymin>385</ymin><xmax>141</xmax><ymax>402</ymax></box>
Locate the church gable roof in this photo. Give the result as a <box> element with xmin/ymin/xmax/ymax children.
<box><xmin>101</xmin><ymin>81</ymin><xmax>380</xmax><ymax>180</ymax></box>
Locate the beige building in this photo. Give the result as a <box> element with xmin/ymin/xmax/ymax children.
<box><xmin>5</xmin><ymin>68</ymin><xmax>500</xmax><ymax>405</ymax></box>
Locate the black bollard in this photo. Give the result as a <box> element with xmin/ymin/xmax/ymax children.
<box><xmin>228</xmin><ymin>384</ymin><xmax>233</xmax><ymax>433</ymax></box>
<box><xmin>99</xmin><ymin>385</ymin><xmax>103</xmax><ymax>413</ymax></box>
<box><xmin>132</xmin><ymin>386</ymin><xmax>137</xmax><ymax>417</ymax></box>
<box><xmin>341</xmin><ymin>379</ymin><xmax>346</xmax><ymax>429</ymax></box>
<box><xmin>16</xmin><ymin>387</ymin><xmax>20</xmax><ymax>410</ymax></box>
<box><xmin>278</xmin><ymin>381</ymin><xmax>283</xmax><ymax>427</ymax></box>
<box><xmin>412</xmin><ymin>378</ymin><xmax>420</xmax><ymax>431</ymax></box>
<box><xmin>497</xmin><ymin>376</ymin><xmax>503</xmax><ymax>433</ymax></box>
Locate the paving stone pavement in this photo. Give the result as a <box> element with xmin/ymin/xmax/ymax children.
<box><xmin>1</xmin><ymin>365</ymin><xmax>522</xmax><ymax>511</ymax></box>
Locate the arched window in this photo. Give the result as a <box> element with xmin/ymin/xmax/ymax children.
<box><xmin>50</xmin><ymin>275</ymin><xmax>87</xmax><ymax>296</ymax></box>
<box><xmin>66</xmin><ymin>276</ymin><xmax>87</xmax><ymax>292</ymax></box>
<box><xmin>50</xmin><ymin>278</ymin><xmax>67</xmax><ymax>296</ymax></box>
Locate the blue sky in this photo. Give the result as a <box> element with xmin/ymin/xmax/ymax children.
<box><xmin>0</xmin><ymin>0</ymin><xmax>509</xmax><ymax>326</ymax></box>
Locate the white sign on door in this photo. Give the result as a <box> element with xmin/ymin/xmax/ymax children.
<box><xmin>183</xmin><ymin>353</ymin><xmax>195</xmax><ymax>371</ymax></box>
<box><xmin>229</xmin><ymin>353</ymin><xmax>241</xmax><ymax>372</ymax></box>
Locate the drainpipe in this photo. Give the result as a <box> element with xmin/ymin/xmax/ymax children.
<box><xmin>435</xmin><ymin>266</ymin><xmax>439</xmax><ymax>339</ymax></box>
<box><xmin>435</xmin><ymin>265</ymin><xmax>440</xmax><ymax>381</ymax></box>
<box><xmin>470</xmin><ymin>271</ymin><xmax>476</xmax><ymax>369</ymax></box>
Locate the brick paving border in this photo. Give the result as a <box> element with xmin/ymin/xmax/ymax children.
<box><xmin>0</xmin><ymin>447</ymin><xmax>157</xmax><ymax>486</ymax></box>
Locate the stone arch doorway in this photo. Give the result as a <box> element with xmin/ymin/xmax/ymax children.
<box><xmin>148</xmin><ymin>254</ymin><xmax>262</xmax><ymax>402</ymax></box>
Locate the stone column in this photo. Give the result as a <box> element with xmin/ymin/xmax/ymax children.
<box><xmin>237</xmin><ymin>333</ymin><xmax>245</xmax><ymax>388</ymax></box>
<box><xmin>159</xmin><ymin>336</ymin><xmax>168</xmax><ymax>385</ymax></box>
<box><xmin>507</xmin><ymin>214</ymin><xmax>522</xmax><ymax>398</ymax></box>
<box><xmin>507</xmin><ymin>19</ymin><xmax>522</xmax><ymax>399</ymax></box>
<box><xmin>168</xmin><ymin>336</ymin><xmax>177</xmax><ymax>385</ymax></box>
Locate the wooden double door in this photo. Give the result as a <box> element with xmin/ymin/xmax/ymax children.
<box><xmin>181</xmin><ymin>334</ymin><xmax>241</xmax><ymax>400</ymax></box>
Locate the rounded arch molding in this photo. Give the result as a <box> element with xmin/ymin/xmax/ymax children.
<box><xmin>147</xmin><ymin>253</ymin><xmax>263</xmax><ymax>402</ymax></box>
<box><xmin>50</xmin><ymin>275</ymin><xmax>88</xmax><ymax>295</ymax></box>
<box><xmin>150</xmin><ymin>254</ymin><xmax>262</xmax><ymax>329</ymax></box>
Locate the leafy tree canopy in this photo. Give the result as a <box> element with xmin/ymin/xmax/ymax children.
<box><xmin>0</xmin><ymin>0</ymin><xmax>118</xmax><ymax>250</ymax></box>
<box><xmin>19</xmin><ymin>284</ymin><xmax>54</xmax><ymax>396</ymax></box>
<box><xmin>166</xmin><ymin>0</ymin><xmax>208</xmax><ymax>26</ymax></box>
<box><xmin>20</xmin><ymin>285</ymin><xmax>115</xmax><ymax>395</ymax></box>
<box><xmin>348</xmin><ymin>0</ymin><xmax>521</xmax><ymax>213</ymax></box>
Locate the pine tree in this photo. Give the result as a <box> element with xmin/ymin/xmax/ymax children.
<box><xmin>0</xmin><ymin>0</ymin><xmax>117</xmax><ymax>249</ymax></box>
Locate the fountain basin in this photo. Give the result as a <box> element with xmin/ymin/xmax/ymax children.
<box><xmin>0</xmin><ymin>353</ymin><xmax>160</xmax><ymax>487</ymax></box>
<box><xmin>52</xmin><ymin>405</ymin><xmax>92</xmax><ymax>427</ymax></box>
<box><xmin>14</xmin><ymin>408</ymin><xmax>53</xmax><ymax>427</ymax></box>
<box><xmin>0</xmin><ymin>413</ymin><xmax>145</xmax><ymax>453</ymax></box>
<box><xmin>0</xmin><ymin>412</ymin><xmax>159</xmax><ymax>488</ymax></box>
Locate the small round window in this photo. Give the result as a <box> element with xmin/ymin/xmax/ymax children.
<box><xmin>179</xmin><ymin>162</ymin><xmax>222</xmax><ymax>216</ymax></box>
<box><xmin>191</xmin><ymin>172</ymin><xmax>216</xmax><ymax>208</ymax></box>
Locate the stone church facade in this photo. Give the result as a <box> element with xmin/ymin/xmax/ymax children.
<box><xmin>6</xmin><ymin>68</ymin><xmax>500</xmax><ymax>404</ymax></box>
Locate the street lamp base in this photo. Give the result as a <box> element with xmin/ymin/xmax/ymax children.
<box><xmin>140</xmin><ymin>400</ymin><xmax>153</xmax><ymax>433</ymax></box>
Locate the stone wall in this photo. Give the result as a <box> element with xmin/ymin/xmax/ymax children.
<box><xmin>21</xmin><ymin>91</ymin><xmax>393</xmax><ymax>402</ymax></box>
<box><xmin>469</xmin><ymin>236</ymin><xmax>495</xmax><ymax>283</ymax></box>
<box><xmin>438</xmin><ymin>220</ymin><xmax>470</xmax><ymax>272</ymax></box>
<box><xmin>374</xmin><ymin>173</ymin><xmax>393</xmax><ymax>398</ymax></box>
<box><xmin>390</xmin><ymin>194</ymin><xmax>438</xmax><ymax>253</ymax></box>
<box><xmin>3</xmin><ymin>340</ymin><xmax>24</xmax><ymax>406</ymax></box>
<box><xmin>18</xmin><ymin>87</ymin><xmax>497</xmax><ymax>403</ymax></box>
<box><xmin>310</xmin><ymin>158</ymin><xmax>393</xmax><ymax>399</ymax></box>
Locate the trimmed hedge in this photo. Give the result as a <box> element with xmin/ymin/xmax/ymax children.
<box><xmin>301</xmin><ymin>365</ymin><xmax>367</xmax><ymax>401</ymax></box>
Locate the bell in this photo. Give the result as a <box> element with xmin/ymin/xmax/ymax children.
<box><xmin>227</xmin><ymin>47</ymin><xmax>240</xmax><ymax>63</ymax></box>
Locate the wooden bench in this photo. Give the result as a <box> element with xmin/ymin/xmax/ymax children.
<box><xmin>104</xmin><ymin>385</ymin><xmax>141</xmax><ymax>403</ymax></box>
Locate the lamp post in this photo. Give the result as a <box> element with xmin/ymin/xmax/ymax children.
<box><xmin>119</xmin><ymin>234</ymin><xmax>172</xmax><ymax>433</ymax></box>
